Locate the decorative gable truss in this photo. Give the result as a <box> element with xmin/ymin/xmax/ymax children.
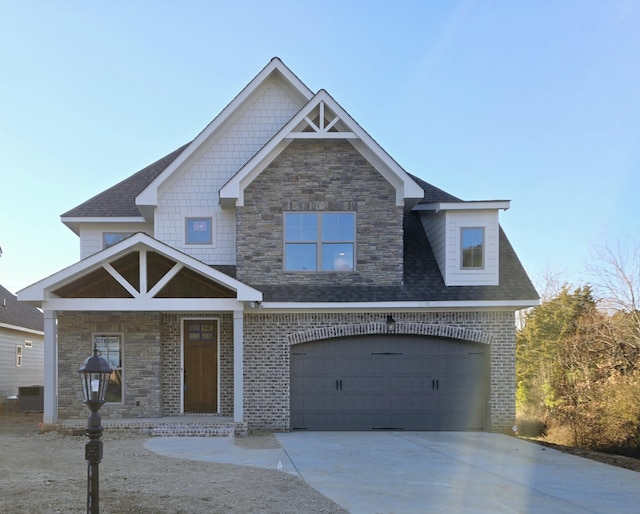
<box><xmin>19</xmin><ymin>233</ymin><xmax>261</xmax><ymax>312</ymax></box>
<box><xmin>220</xmin><ymin>90</ymin><xmax>424</xmax><ymax>208</ymax></box>
<box><xmin>289</xmin><ymin>99</ymin><xmax>356</xmax><ymax>139</ymax></box>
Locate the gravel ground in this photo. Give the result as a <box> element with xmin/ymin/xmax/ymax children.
<box><xmin>0</xmin><ymin>411</ymin><xmax>348</xmax><ymax>514</ymax></box>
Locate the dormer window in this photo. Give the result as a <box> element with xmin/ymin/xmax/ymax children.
<box><xmin>461</xmin><ymin>227</ymin><xmax>484</xmax><ymax>269</ymax></box>
<box><xmin>284</xmin><ymin>212</ymin><xmax>355</xmax><ymax>271</ymax></box>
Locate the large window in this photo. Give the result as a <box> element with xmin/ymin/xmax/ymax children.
<box><xmin>185</xmin><ymin>218</ymin><xmax>212</xmax><ymax>244</ymax></box>
<box><xmin>461</xmin><ymin>227</ymin><xmax>484</xmax><ymax>269</ymax></box>
<box><xmin>94</xmin><ymin>334</ymin><xmax>123</xmax><ymax>403</ymax></box>
<box><xmin>285</xmin><ymin>212</ymin><xmax>355</xmax><ymax>271</ymax></box>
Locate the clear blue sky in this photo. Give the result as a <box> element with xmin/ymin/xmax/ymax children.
<box><xmin>1</xmin><ymin>1</ymin><xmax>639</xmax><ymax>295</ymax></box>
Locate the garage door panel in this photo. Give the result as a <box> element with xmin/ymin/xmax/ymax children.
<box><xmin>291</xmin><ymin>335</ymin><xmax>488</xmax><ymax>431</ymax></box>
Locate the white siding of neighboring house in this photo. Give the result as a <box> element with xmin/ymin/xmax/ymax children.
<box><xmin>444</xmin><ymin>210</ymin><xmax>500</xmax><ymax>286</ymax></box>
<box><xmin>155</xmin><ymin>77</ymin><xmax>304</xmax><ymax>264</ymax></box>
<box><xmin>0</xmin><ymin>327</ymin><xmax>44</xmax><ymax>401</ymax></box>
<box><xmin>79</xmin><ymin>222</ymin><xmax>154</xmax><ymax>259</ymax></box>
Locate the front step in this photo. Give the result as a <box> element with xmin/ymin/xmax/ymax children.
<box><xmin>53</xmin><ymin>416</ymin><xmax>248</xmax><ymax>437</ymax></box>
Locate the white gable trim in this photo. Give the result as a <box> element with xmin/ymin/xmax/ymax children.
<box><xmin>17</xmin><ymin>232</ymin><xmax>262</xmax><ymax>305</ymax></box>
<box><xmin>219</xmin><ymin>90</ymin><xmax>424</xmax><ymax>208</ymax></box>
<box><xmin>415</xmin><ymin>201</ymin><xmax>511</xmax><ymax>212</ymax></box>
<box><xmin>135</xmin><ymin>58</ymin><xmax>313</xmax><ymax>211</ymax></box>
<box><xmin>61</xmin><ymin>216</ymin><xmax>146</xmax><ymax>235</ymax></box>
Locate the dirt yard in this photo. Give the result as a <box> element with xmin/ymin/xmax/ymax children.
<box><xmin>0</xmin><ymin>411</ymin><xmax>348</xmax><ymax>514</ymax></box>
<box><xmin>2</xmin><ymin>411</ymin><xmax>639</xmax><ymax>514</ymax></box>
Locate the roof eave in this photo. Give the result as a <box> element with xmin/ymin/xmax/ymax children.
<box><xmin>61</xmin><ymin>216</ymin><xmax>148</xmax><ymax>236</ymax></box>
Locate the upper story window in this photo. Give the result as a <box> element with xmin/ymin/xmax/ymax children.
<box><xmin>16</xmin><ymin>345</ymin><xmax>22</xmax><ymax>367</ymax></box>
<box><xmin>284</xmin><ymin>212</ymin><xmax>355</xmax><ymax>271</ymax></box>
<box><xmin>103</xmin><ymin>232</ymin><xmax>134</xmax><ymax>248</ymax></box>
<box><xmin>185</xmin><ymin>218</ymin><xmax>212</xmax><ymax>244</ymax></box>
<box><xmin>461</xmin><ymin>227</ymin><xmax>484</xmax><ymax>269</ymax></box>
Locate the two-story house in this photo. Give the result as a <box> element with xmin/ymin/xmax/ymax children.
<box><xmin>18</xmin><ymin>58</ymin><xmax>538</xmax><ymax>433</ymax></box>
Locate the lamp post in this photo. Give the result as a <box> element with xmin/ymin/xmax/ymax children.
<box><xmin>78</xmin><ymin>347</ymin><xmax>112</xmax><ymax>514</ymax></box>
<box><xmin>386</xmin><ymin>314</ymin><xmax>396</xmax><ymax>333</ymax></box>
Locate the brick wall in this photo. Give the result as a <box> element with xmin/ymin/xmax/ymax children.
<box><xmin>57</xmin><ymin>312</ymin><xmax>163</xmax><ymax>419</ymax></box>
<box><xmin>56</xmin><ymin>310</ymin><xmax>516</xmax><ymax>433</ymax></box>
<box><xmin>242</xmin><ymin>310</ymin><xmax>516</xmax><ymax>432</ymax></box>
<box><xmin>237</xmin><ymin>139</ymin><xmax>404</xmax><ymax>286</ymax></box>
<box><xmin>159</xmin><ymin>313</ymin><xmax>234</xmax><ymax>416</ymax></box>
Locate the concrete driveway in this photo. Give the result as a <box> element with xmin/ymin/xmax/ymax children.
<box><xmin>145</xmin><ymin>431</ymin><xmax>640</xmax><ymax>513</ymax></box>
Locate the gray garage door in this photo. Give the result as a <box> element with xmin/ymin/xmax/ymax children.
<box><xmin>291</xmin><ymin>335</ymin><xmax>488</xmax><ymax>431</ymax></box>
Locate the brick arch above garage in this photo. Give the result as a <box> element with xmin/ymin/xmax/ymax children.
<box><xmin>287</xmin><ymin>321</ymin><xmax>493</xmax><ymax>346</ymax></box>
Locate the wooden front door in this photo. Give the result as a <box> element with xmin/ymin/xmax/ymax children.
<box><xmin>184</xmin><ymin>320</ymin><xmax>218</xmax><ymax>413</ymax></box>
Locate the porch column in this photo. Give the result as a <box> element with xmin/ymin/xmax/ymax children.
<box><xmin>43</xmin><ymin>310</ymin><xmax>58</xmax><ymax>424</ymax></box>
<box><xmin>233</xmin><ymin>309</ymin><xmax>244</xmax><ymax>423</ymax></box>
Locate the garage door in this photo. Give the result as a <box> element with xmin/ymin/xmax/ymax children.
<box><xmin>291</xmin><ymin>335</ymin><xmax>488</xmax><ymax>431</ymax></box>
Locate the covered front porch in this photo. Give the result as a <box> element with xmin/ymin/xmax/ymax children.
<box><xmin>17</xmin><ymin>233</ymin><xmax>262</xmax><ymax>427</ymax></box>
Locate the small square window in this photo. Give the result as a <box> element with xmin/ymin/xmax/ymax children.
<box><xmin>24</xmin><ymin>340</ymin><xmax>33</xmax><ymax>348</ymax></box>
<box><xmin>461</xmin><ymin>227</ymin><xmax>484</xmax><ymax>269</ymax></box>
<box><xmin>186</xmin><ymin>218</ymin><xmax>212</xmax><ymax>244</ymax></box>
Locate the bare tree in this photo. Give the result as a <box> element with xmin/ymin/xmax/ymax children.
<box><xmin>588</xmin><ymin>236</ymin><xmax>640</xmax><ymax>313</ymax></box>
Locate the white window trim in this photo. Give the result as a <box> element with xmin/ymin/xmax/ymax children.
<box><xmin>184</xmin><ymin>216</ymin><xmax>214</xmax><ymax>246</ymax></box>
<box><xmin>103</xmin><ymin>232</ymin><xmax>135</xmax><ymax>249</ymax></box>
<box><xmin>284</xmin><ymin>211</ymin><xmax>356</xmax><ymax>272</ymax></box>
<box><xmin>93</xmin><ymin>333</ymin><xmax>124</xmax><ymax>404</ymax></box>
<box><xmin>460</xmin><ymin>226</ymin><xmax>486</xmax><ymax>270</ymax></box>
<box><xmin>16</xmin><ymin>345</ymin><xmax>22</xmax><ymax>367</ymax></box>
<box><xmin>24</xmin><ymin>340</ymin><xmax>33</xmax><ymax>348</ymax></box>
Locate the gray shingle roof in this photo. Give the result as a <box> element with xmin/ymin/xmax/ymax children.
<box><xmin>253</xmin><ymin>211</ymin><xmax>538</xmax><ymax>302</ymax></box>
<box><xmin>61</xmin><ymin>143</ymin><xmax>190</xmax><ymax>218</ymax></box>
<box><xmin>0</xmin><ymin>283</ymin><xmax>43</xmax><ymax>332</ymax></box>
<box><xmin>59</xmin><ymin>144</ymin><xmax>538</xmax><ymax>304</ymax></box>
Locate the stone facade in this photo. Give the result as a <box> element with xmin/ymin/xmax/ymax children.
<box><xmin>56</xmin><ymin>310</ymin><xmax>516</xmax><ymax>433</ymax></box>
<box><xmin>57</xmin><ymin>312</ymin><xmax>163</xmax><ymax>419</ymax></box>
<box><xmin>237</xmin><ymin>139</ymin><xmax>404</xmax><ymax>286</ymax></box>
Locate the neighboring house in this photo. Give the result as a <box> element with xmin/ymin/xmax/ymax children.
<box><xmin>0</xmin><ymin>283</ymin><xmax>44</xmax><ymax>406</ymax></box>
<box><xmin>18</xmin><ymin>58</ymin><xmax>538</xmax><ymax>432</ymax></box>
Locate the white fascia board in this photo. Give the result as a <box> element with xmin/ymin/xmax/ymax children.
<box><xmin>0</xmin><ymin>323</ymin><xmax>44</xmax><ymax>336</ymax></box>
<box><xmin>220</xmin><ymin>90</ymin><xmax>423</xmax><ymax>208</ymax></box>
<box><xmin>61</xmin><ymin>216</ymin><xmax>146</xmax><ymax>235</ymax></box>
<box><xmin>414</xmin><ymin>201</ymin><xmax>511</xmax><ymax>212</ymax></box>
<box><xmin>17</xmin><ymin>233</ymin><xmax>262</xmax><ymax>303</ymax></box>
<box><xmin>136</xmin><ymin>58</ymin><xmax>314</xmax><ymax>209</ymax></box>
<box><xmin>40</xmin><ymin>297</ymin><xmax>245</xmax><ymax>312</ymax></box>
<box><xmin>255</xmin><ymin>299</ymin><xmax>540</xmax><ymax>311</ymax></box>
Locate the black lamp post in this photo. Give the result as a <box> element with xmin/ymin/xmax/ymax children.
<box><xmin>386</xmin><ymin>314</ymin><xmax>396</xmax><ymax>333</ymax></box>
<box><xmin>78</xmin><ymin>347</ymin><xmax>112</xmax><ymax>514</ymax></box>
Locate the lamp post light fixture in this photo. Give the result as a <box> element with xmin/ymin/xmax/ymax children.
<box><xmin>78</xmin><ymin>347</ymin><xmax>112</xmax><ymax>514</ymax></box>
<box><xmin>386</xmin><ymin>314</ymin><xmax>396</xmax><ymax>333</ymax></box>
